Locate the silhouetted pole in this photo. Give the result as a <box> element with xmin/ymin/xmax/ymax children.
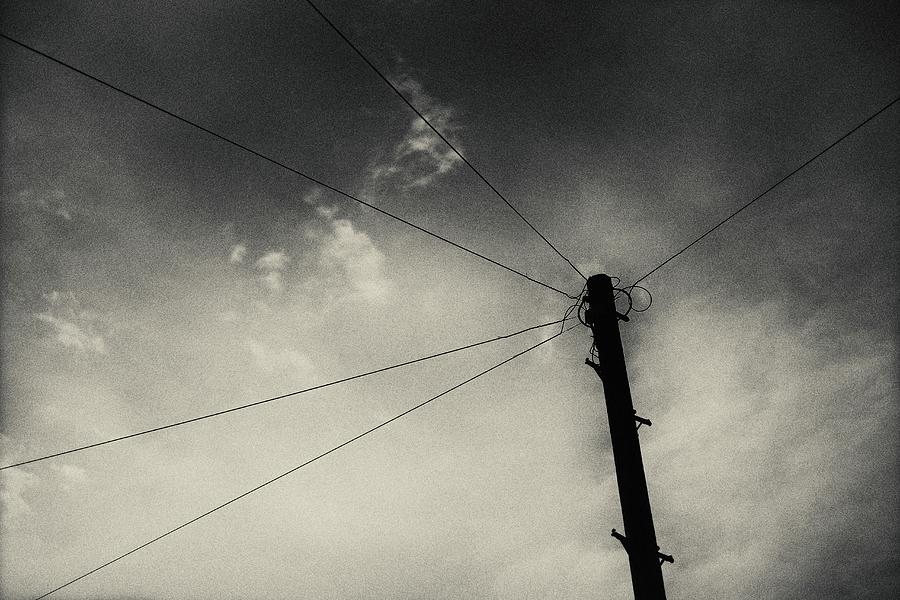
<box><xmin>585</xmin><ymin>274</ymin><xmax>670</xmax><ymax>600</ymax></box>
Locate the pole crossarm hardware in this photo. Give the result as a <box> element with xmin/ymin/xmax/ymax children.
<box><xmin>611</xmin><ymin>529</ymin><xmax>674</xmax><ymax>566</ymax></box>
<box><xmin>585</xmin><ymin>274</ymin><xmax>669</xmax><ymax>600</ymax></box>
<box><xmin>633</xmin><ymin>411</ymin><xmax>652</xmax><ymax>430</ymax></box>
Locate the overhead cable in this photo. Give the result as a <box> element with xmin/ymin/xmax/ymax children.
<box><xmin>1</xmin><ymin>318</ymin><xmax>570</xmax><ymax>471</ymax></box>
<box><xmin>30</xmin><ymin>324</ymin><xmax>577</xmax><ymax>600</ymax></box>
<box><xmin>0</xmin><ymin>33</ymin><xmax>574</xmax><ymax>299</ymax></box>
<box><xmin>630</xmin><ymin>94</ymin><xmax>900</xmax><ymax>287</ymax></box>
<box><xmin>303</xmin><ymin>0</ymin><xmax>587</xmax><ymax>281</ymax></box>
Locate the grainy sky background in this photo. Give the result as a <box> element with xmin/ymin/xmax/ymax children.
<box><xmin>1</xmin><ymin>1</ymin><xmax>898</xmax><ymax>599</ymax></box>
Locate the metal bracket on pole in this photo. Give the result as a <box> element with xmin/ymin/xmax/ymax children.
<box><xmin>611</xmin><ymin>529</ymin><xmax>674</xmax><ymax>566</ymax></box>
<box><xmin>585</xmin><ymin>358</ymin><xmax>604</xmax><ymax>380</ymax></box>
<box><xmin>634</xmin><ymin>410</ymin><xmax>652</xmax><ymax>429</ymax></box>
<box><xmin>611</xmin><ymin>528</ymin><xmax>630</xmax><ymax>552</ymax></box>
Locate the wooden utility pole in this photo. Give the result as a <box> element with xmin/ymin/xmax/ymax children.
<box><xmin>585</xmin><ymin>274</ymin><xmax>671</xmax><ymax>600</ymax></box>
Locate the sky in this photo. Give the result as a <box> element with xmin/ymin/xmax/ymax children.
<box><xmin>1</xmin><ymin>1</ymin><xmax>898</xmax><ymax>599</ymax></box>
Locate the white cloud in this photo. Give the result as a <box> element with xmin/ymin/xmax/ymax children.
<box><xmin>245</xmin><ymin>339</ymin><xmax>316</xmax><ymax>379</ymax></box>
<box><xmin>49</xmin><ymin>464</ymin><xmax>90</xmax><ymax>493</ymax></box>
<box><xmin>53</xmin><ymin>464</ymin><xmax>89</xmax><ymax>485</ymax></box>
<box><xmin>631</xmin><ymin>299</ymin><xmax>899</xmax><ymax>598</ymax></box>
<box><xmin>255</xmin><ymin>250</ymin><xmax>290</xmax><ymax>292</ymax></box>
<box><xmin>34</xmin><ymin>291</ymin><xmax>107</xmax><ymax>353</ymax></box>
<box><xmin>34</xmin><ymin>313</ymin><xmax>106</xmax><ymax>353</ymax></box>
<box><xmin>12</xmin><ymin>186</ymin><xmax>76</xmax><ymax>221</ymax></box>
<box><xmin>255</xmin><ymin>251</ymin><xmax>289</xmax><ymax>271</ymax></box>
<box><xmin>0</xmin><ymin>468</ymin><xmax>39</xmax><ymax>530</ymax></box>
<box><xmin>229</xmin><ymin>243</ymin><xmax>247</xmax><ymax>264</ymax></box>
<box><xmin>302</xmin><ymin>188</ymin><xmax>323</xmax><ymax>205</ymax></box>
<box><xmin>399</xmin><ymin>119</ymin><xmax>461</xmax><ymax>188</ymax></box>
<box><xmin>368</xmin><ymin>74</ymin><xmax>463</xmax><ymax>189</ymax></box>
<box><xmin>223</xmin><ymin>214</ymin><xmax>390</xmax><ymax>305</ymax></box>
<box><xmin>320</xmin><ymin>218</ymin><xmax>392</xmax><ymax>301</ymax></box>
<box><xmin>49</xmin><ymin>189</ymin><xmax>73</xmax><ymax>220</ymax></box>
<box><xmin>43</xmin><ymin>290</ymin><xmax>69</xmax><ymax>306</ymax></box>
<box><xmin>315</xmin><ymin>205</ymin><xmax>339</xmax><ymax>219</ymax></box>
<box><xmin>261</xmin><ymin>270</ymin><xmax>284</xmax><ymax>292</ymax></box>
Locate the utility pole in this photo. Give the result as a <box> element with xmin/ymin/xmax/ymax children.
<box><xmin>584</xmin><ymin>274</ymin><xmax>672</xmax><ymax>600</ymax></box>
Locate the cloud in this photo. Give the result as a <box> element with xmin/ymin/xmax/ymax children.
<box><xmin>228</xmin><ymin>243</ymin><xmax>247</xmax><ymax>264</ymax></box>
<box><xmin>315</xmin><ymin>205</ymin><xmax>338</xmax><ymax>220</ymax></box>
<box><xmin>255</xmin><ymin>251</ymin><xmax>289</xmax><ymax>271</ymax></box>
<box><xmin>0</xmin><ymin>468</ymin><xmax>39</xmax><ymax>530</ymax></box>
<box><xmin>34</xmin><ymin>291</ymin><xmax>107</xmax><ymax>353</ymax></box>
<box><xmin>245</xmin><ymin>339</ymin><xmax>316</xmax><ymax>379</ymax></box>
<box><xmin>255</xmin><ymin>250</ymin><xmax>290</xmax><ymax>292</ymax></box>
<box><xmin>301</xmin><ymin>188</ymin><xmax>323</xmax><ymax>206</ymax></box>
<box><xmin>320</xmin><ymin>218</ymin><xmax>392</xmax><ymax>301</ymax></box>
<box><xmin>53</xmin><ymin>464</ymin><xmax>89</xmax><ymax>485</ymax></box>
<box><xmin>632</xmin><ymin>298</ymin><xmax>899</xmax><ymax>598</ymax></box>
<box><xmin>368</xmin><ymin>74</ymin><xmax>463</xmax><ymax>189</ymax></box>
<box><xmin>34</xmin><ymin>313</ymin><xmax>106</xmax><ymax>352</ymax></box>
<box><xmin>220</xmin><ymin>208</ymin><xmax>391</xmax><ymax>308</ymax></box>
<box><xmin>12</xmin><ymin>187</ymin><xmax>75</xmax><ymax>221</ymax></box>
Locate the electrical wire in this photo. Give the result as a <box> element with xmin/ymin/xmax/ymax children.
<box><xmin>0</xmin><ymin>32</ymin><xmax>575</xmax><ymax>300</ymax></box>
<box><xmin>629</xmin><ymin>93</ymin><xmax>900</xmax><ymax>287</ymax></box>
<box><xmin>1</xmin><ymin>318</ymin><xmax>571</xmax><ymax>471</ymax></box>
<box><xmin>576</xmin><ymin>291</ymin><xmax>590</xmax><ymax>328</ymax></box>
<box><xmin>560</xmin><ymin>281</ymin><xmax>588</xmax><ymax>332</ymax></box>
<box><xmin>624</xmin><ymin>284</ymin><xmax>652</xmax><ymax>312</ymax></box>
<box><xmin>608</xmin><ymin>284</ymin><xmax>652</xmax><ymax>317</ymax></box>
<box><xmin>29</xmin><ymin>324</ymin><xmax>578</xmax><ymax>600</ymax></box>
<box><xmin>303</xmin><ymin>0</ymin><xmax>587</xmax><ymax>282</ymax></box>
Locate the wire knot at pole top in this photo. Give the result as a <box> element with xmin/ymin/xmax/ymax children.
<box><xmin>584</xmin><ymin>274</ymin><xmax>633</xmax><ymax>322</ymax></box>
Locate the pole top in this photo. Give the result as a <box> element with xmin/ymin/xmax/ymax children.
<box><xmin>587</xmin><ymin>273</ymin><xmax>615</xmax><ymax>293</ymax></box>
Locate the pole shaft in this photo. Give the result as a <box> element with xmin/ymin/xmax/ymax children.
<box><xmin>587</xmin><ymin>274</ymin><xmax>666</xmax><ymax>600</ymax></box>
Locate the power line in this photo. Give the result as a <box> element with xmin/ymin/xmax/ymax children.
<box><xmin>303</xmin><ymin>0</ymin><xmax>587</xmax><ymax>282</ymax></box>
<box><xmin>630</xmin><ymin>94</ymin><xmax>900</xmax><ymax>287</ymax></box>
<box><xmin>0</xmin><ymin>32</ymin><xmax>574</xmax><ymax>299</ymax></box>
<box><xmin>1</xmin><ymin>318</ymin><xmax>570</xmax><ymax>471</ymax></box>
<box><xmin>30</xmin><ymin>324</ymin><xmax>577</xmax><ymax>600</ymax></box>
